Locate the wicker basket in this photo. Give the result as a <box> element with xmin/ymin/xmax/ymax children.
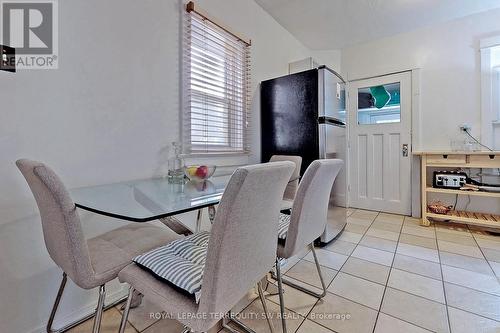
<box><xmin>427</xmin><ymin>201</ymin><xmax>452</xmax><ymax>215</ymax></box>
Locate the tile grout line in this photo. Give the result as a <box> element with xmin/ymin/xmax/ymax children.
<box><xmin>285</xmin><ymin>210</ymin><xmax>380</xmax><ymax>289</ymax></box>
<box><xmin>437</xmin><ymin>226</ymin><xmax>500</xmax><ymax>297</ymax></box>
<box><xmin>434</xmin><ymin>221</ymin><xmax>453</xmax><ymax>333</ymax></box>
<box><xmin>376</xmin><ymin>311</ymin><xmax>438</xmax><ymax>333</ymax></box>
<box><xmin>70</xmin><ymin>210</ymin><xmax>500</xmax><ymax>333</ymax></box>
<box><xmin>269</xmin><ymin>281</ymin><xmax>454</xmax><ymax>321</ymax></box>
<box><xmin>441</xmin><ymin>280</ymin><xmax>500</xmax><ymax>298</ymax></box>
<box><xmin>137</xmin><ymin>315</ymin><xmax>162</xmax><ymax>333</ymax></box>
<box><xmin>298</xmin><ymin>210</ymin><xmax>383</xmax><ymax>331</ymax></box>
<box><xmin>288</xmin><ymin>209</ymin><xmax>381</xmax><ymax>333</ymax></box>
<box><xmin>122</xmin><ymin>214</ymin><xmax>500</xmax><ymax>333</ymax></box>
<box><xmin>115</xmin><ymin>301</ymin><xmax>161</xmax><ymax>333</ymax></box>
<box><xmin>355</xmin><ymin>239</ymin><xmax>499</xmax><ymax>283</ymax></box>
<box><xmin>280</xmin><ymin>259</ymin><xmax>500</xmax><ymax>311</ymax></box>
<box><xmin>334</xmin><ymin>269</ymin><xmax>447</xmax><ymax>306</ymax></box>
<box><xmin>271</xmin><ymin>281</ymin><xmax>499</xmax><ymax>333</ymax></box>
<box><xmin>334</xmin><ymin>223</ymin><xmax>441</xmax><ymax>257</ymax></box>
<box><xmin>186</xmin><ymin>216</ymin><xmax>500</xmax><ymax>333</ymax></box>
<box><xmin>370</xmin><ymin>213</ymin><xmax>405</xmax><ymax>333</ymax></box>
<box><xmin>262</xmin><ymin>212</ymin><xmax>372</xmax><ymax>333</ymax></box>
<box><xmin>446</xmin><ymin>305</ymin><xmax>500</xmax><ymax>324</ymax></box>
<box><xmin>227</xmin><ymin>255</ymin><xmax>315</xmax><ymax>332</ymax></box>
<box><xmin>331</xmin><ymin>269</ymin><xmax>388</xmax><ymax>288</ymax></box>
<box><xmin>467</xmin><ymin>224</ymin><xmax>498</xmax><ymax>277</ymax></box>
<box><xmin>329</xmin><ymin>210</ymin><xmax>381</xmax><ymax>287</ymax></box>
<box><xmin>136</xmin><ymin>274</ymin><xmax>496</xmax><ymax>330</ymax></box>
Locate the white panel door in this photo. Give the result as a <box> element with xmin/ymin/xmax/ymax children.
<box><xmin>348</xmin><ymin>72</ymin><xmax>412</xmax><ymax>215</ymax></box>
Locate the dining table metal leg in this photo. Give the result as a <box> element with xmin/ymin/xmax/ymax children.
<box><xmin>196</xmin><ymin>209</ymin><xmax>203</xmax><ymax>232</ymax></box>
<box><xmin>208</xmin><ymin>205</ymin><xmax>216</xmax><ymax>224</ymax></box>
<box><xmin>159</xmin><ymin>216</ymin><xmax>192</xmax><ymax>236</ymax></box>
<box><xmin>131</xmin><ymin>289</ymin><xmax>144</xmax><ymax>308</ymax></box>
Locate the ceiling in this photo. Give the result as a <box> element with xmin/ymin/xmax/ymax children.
<box><xmin>254</xmin><ymin>0</ymin><xmax>500</xmax><ymax>50</ymax></box>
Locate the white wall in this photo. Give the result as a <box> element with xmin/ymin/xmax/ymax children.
<box><xmin>311</xmin><ymin>49</ymin><xmax>342</xmax><ymax>74</ymax></box>
<box><xmin>341</xmin><ymin>8</ymin><xmax>500</xmax><ymax>151</ymax></box>
<box><xmin>0</xmin><ymin>1</ymin><xmax>310</xmax><ymax>332</ymax></box>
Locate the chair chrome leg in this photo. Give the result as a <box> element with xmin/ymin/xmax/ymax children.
<box><xmin>272</xmin><ymin>244</ymin><xmax>327</xmax><ymax>299</ymax></box>
<box><xmin>46</xmin><ymin>275</ymin><xmax>123</xmax><ymax>333</ymax></box>
<box><xmin>92</xmin><ymin>285</ymin><xmax>106</xmax><ymax>333</ymax></box>
<box><xmin>47</xmin><ymin>273</ymin><xmax>67</xmax><ymax>333</ymax></box>
<box><xmin>222</xmin><ymin>312</ymin><xmax>257</xmax><ymax>333</ymax></box>
<box><xmin>310</xmin><ymin>245</ymin><xmax>328</xmax><ymax>298</ymax></box>
<box><xmin>118</xmin><ymin>287</ymin><xmax>134</xmax><ymax>333</ymax></box>
<box><xmin>257</xmin><ymin>282</ymin><xmax>275</xmax><ymax>333</ymax></box>
<box><xmin>275</xmin><ymin>258</ymin><xmax>287</xmax><ymax>333</ymax></box>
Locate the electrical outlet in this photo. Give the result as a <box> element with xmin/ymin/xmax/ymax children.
<box><xmin>459</xmin><ymin>124</ymin><xmax>471</xmax><ymax>132</ymax></box>
<box><xmin>0</xmin><ymin>45</ymin><xmax>16</xmax><ymax>73</ymax></box>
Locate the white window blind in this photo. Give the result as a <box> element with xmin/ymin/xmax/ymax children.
<box><xmin>183</xmin><ymin>7</ymin><xmax>251</xmax><ymax>155</ymax></box>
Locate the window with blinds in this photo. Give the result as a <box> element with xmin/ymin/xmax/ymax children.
<box><xmin>182</xmin><ymin>6</ymin><xmax>251</xmax><ymax>155</ymax></box>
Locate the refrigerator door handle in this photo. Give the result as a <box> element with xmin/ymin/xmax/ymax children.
<box><xmin>318</xmin><ymin>116</ymin><xmax>346</xmax><ymax>127</ymax></box>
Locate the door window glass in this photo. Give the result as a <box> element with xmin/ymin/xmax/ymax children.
<box><xmin>357</xmin><ymin>82</ymin><xmax>401</xmax><ymax>124</ymax></box>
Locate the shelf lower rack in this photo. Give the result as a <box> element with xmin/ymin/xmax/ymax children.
<box><xmin>427</xmin><ymin>209</ymin><xmax>500</xmax><ymax>228</ymax></box>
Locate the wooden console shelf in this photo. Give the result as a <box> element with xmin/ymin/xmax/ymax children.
<box><xmin>414</xmin><ymin>151</ymin><xmax>500</xmax><ymax>228</ymax></box>
<box><xmin>425</xmin><ymin>187</ymin><xmax>500</xmax><ymax>198</ymax></box>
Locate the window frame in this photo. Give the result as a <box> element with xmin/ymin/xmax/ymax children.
<box><xmin>480</xmin><ymin>36</ymin><xmax>500</xmax><ymax>149</ymax></box>
<box><xmin>182</xmin><ymin>8</ymin><xmax>251</xmax><ymax>156</ymax></box>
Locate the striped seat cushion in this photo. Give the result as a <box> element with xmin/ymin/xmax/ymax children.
<box><xmin>278</xmin><ymin>213</ymin><xmax>291</xmax><ymax>240</ymax></box>
<box><xmin>133</xmin><ymin>231</ymin><xmax>210</xmax><ymax>303</ymax></box>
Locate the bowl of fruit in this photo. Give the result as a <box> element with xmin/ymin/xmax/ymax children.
<box><xmin>184</xmin><ymin>165</ymin><xmax>216</xmax><ymax>182</ymax></box>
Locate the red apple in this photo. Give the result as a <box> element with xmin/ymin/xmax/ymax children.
<box><xmin>195</xmin><ymin>165</ymin><xmax>209</xmax><ymax>178</ymax></box>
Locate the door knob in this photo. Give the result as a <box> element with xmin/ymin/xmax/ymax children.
<box><xmin>402</xmin><ymin>144</ymin><xmax>408</xmax><ymax>157</ymax></box>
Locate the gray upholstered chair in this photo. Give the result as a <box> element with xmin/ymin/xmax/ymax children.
<box><xmin>269</xmin><ymin>155</ymin><xmax>302</xmax><ymax>211</ymax></box>
<box><xmin>16</xmin><ymin>159</ymin><xmax>182</xmax><ymax>333</ymax></box>
<box><xmin>273</xmin><ymin>159</ymin><xmax>343</xmax><ymax>333</ymax></box>
<box><xmin>118</xmin><ymin>161</ymin><xmax>295</xmax><ymax>333</ymax></box>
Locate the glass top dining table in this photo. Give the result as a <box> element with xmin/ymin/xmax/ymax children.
<box><xmin>70</xmin><ymin>176</ymin><xmax>230</xmax><ymax>222</ymax></box>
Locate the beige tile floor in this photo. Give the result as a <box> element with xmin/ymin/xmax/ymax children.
<box><xmin>69</xmin><ymin>209</ymin><xmax>500</xmax><ymax>333</ymax></box>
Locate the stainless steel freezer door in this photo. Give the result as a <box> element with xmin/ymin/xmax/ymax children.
<box><xmin>319</xmin><ymin>123</ymin><xmax>348</xmax><ymax>244</ymax></box>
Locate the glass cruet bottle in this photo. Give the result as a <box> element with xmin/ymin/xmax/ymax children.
<box><xmin>167</xmin><ymin>142</ymin><xmax>185</xmax><ymax>183</ymax></box>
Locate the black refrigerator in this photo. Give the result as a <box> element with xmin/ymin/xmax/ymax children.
<box><xmin>261</xmin><ymin>66</ymin><xmax>347</xmax><ymax>244</ymax></box>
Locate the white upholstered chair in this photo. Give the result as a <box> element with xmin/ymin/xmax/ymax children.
<box><xmin>273</xmin><ymin>159</ymin><xmax>343</xmax><ymax>333</ymax></box>
<box><xmin>117</xmin><ymin>161</ymin><xmax>295</xmax><ymax>333</ymax></box>
<box><xmin>16</xmin><ymin>159</ymin><xmax>182</xmax><ymax>333</ymax></box>
<box><xmin>269</xmin><ymin>155</ymin><xmax>302</xmax><ymax>211</ymax></box>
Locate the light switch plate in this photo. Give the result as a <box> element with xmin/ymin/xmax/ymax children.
<box><xmin>0</xmin><ymin>45</ymin><xmax>16</xmax><ymax>73</ymax></box>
